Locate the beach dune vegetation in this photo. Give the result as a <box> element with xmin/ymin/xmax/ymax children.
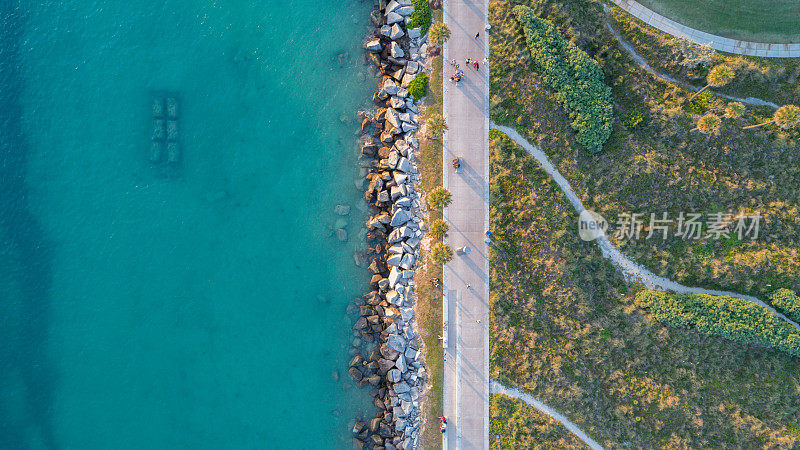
<box><xmin>512</xmin><ymin>5</ymin><xmax>613</xmax><ymax>153</ymax></box>
<box><xmin>635</xmin><ymin>290</ymin><xmax>800</xmax><ymax>357</ymax></box>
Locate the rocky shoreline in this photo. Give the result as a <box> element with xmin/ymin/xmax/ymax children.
<box><xmin>348</xmin><ymin>0</ymin><xmax>430</xmax><ymax>448</ymax></box>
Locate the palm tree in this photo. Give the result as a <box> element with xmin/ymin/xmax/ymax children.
<box><xmin>429</xmin><ymin>242</ymin><xmax>454</xmax><ymax>265</ymax></box>
<box><xmin>425</xmin><ymin>113</ymin><xmax>447</xmax><ymax>140</ymax></box>
<box><xmin>429</xmin><ymin>219</ymin><xmax>450</xmax><ymax>240</ymax></box>
<box><xmin>428</xmin><ymin>22</ymin><xmax>451</xmax><ymax>47</ymax></box>
<box><xmin>688</xmin><ymin>64</ymin><xmax>735</xmax><ymax>103</ymax></box>
<box><xmin>724</xmin><ymin>102</ymin><xmax>745</xmax><ymax>119</ymax></box>
<box><xmin>693</xmin><ymin>113</ymin><xmax>721</xmax><ymax>134</ymax></box>
<box><xmin>743</xmin><ymin>104</ymin><xmax>800</xmax><ymax>130</ymax></box>
<box><xmin>425</xmin><ymin>186</ymin><xmax>452</xmax><ymax>210</ymax></box>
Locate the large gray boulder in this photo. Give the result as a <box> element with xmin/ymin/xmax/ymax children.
<box><xmin>400</xmin><ymin>253</ymin><xmax>415</xmax><ymax>270</ymax></box>
<box><xmin>389</xmin><ymin>24</ymin><xmax>404</xmax><ymax>40</ymax></box>
<box><xmin>391</xmin><ymin>209</ymin><xmax>411</xmax><ymax>226</ymax></box>
<box><xmin>402</xmin><ymin>122</ymin><xmax>418</xmax><ymax>133</ymax></box>
<box><xmin>386</xmin><ymin>289</ymin><xmax>402</xmax><ymax>305</ymax></box>
<box><xmin>395</xmin><ymin>157</ymin><xmax>412</xmax><ymax>174</ymax></box>
<box><xmin>394</xmin><ymin>381</ymin><xmax>411</xmax><ymax>394</ymax></box>
<box><xmin>395</xmin><ymin>353</ymin><xmax>408</xmax><ymax>372</ymax></box>
<box><xmin>364</xmin><ymin>39</ymin><xmax>382</xmax><ymax>52</ymax></box>
<box><xmin>393</xmin><ymin>172</ymin><xmax>409</xmax><ymax>186</ymax></box>
<box><xmin>385</xmin><ymin>108</ymin><xmax>402</xmax><ymax>129</ymax></box>
<box><xmin>387</xmin><ymin>368</ymin><xmax>402</xmax><ymax>383</ymax></box>
<box><xmin>389</xmin><ymin>96</ymin><xmax>407</xmax><ymax>110</ymax></box>
<box><xmin>382</xmin><ymin>79</ymin><xmax>399</xmax><ymax>96</ymax></box>
<box><xmin>408</xmin><ymin>28</ymin><xmax>421</xmax><ymax>40</ymax></box>
<box><xmin>387</xmin><ymin>334</ymin><xmax>406</xmax><ymax>352</ymax></box>
<box><xmin>385</xmin><ymin>0</ymin><xmax>401</xmax><ymax>12</ymax></box>
<box><xmin>386</xmin><ymin>11</ymin><xmax>403</xmax><ymax>25</ymax></box>
<box><xmin>390</xmin><ymin>41</ymin><xmax>405</xmax><ymax>59</ymax></box>
<box><xmin>388</xmin><ymin>266</ymin><xmax>402</xmax><ymax>288</ymax></box>
<box><xmin>401</xmin><ymin>72</ymin><xmax>416</xmax><ymax>88</ymax></box>
<box><xmin>395</xmin><ymin>6</ymin><xmax>414</xmax><ymax>16</ymax></box>
<box><xmin>386</xmin><ymin>253</ymin><xmax>403</xmax><ymax>267</ymax></box>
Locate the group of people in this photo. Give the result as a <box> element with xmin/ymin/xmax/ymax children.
<box><xmin>449</xmin><ymin>66</ymin><xmax>464</xmax><ymax>84</ymax></box>
<box><xmin>449</xmin><ymin>57</ymin><xmax>482</xmax><ymax>84</ymax></box>
<box><xmin>448</xmin><ymin>30</ymin><xmax>485</xmax><ymax>85</ymax></box>
<box><xmin>440</xmin><ymin>416</ymin><xmax>448</xmax><ymax>434</ymax></box>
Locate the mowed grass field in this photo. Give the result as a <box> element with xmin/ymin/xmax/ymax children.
<box><xmin>636</xmin><ymin>0</ymin><xmax>800</xmax><ymax>43</ymax></box>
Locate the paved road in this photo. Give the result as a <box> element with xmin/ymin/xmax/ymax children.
<box><xmin>612</xmin><ymin>0</ymin><xmax>800</xmax><ymax>58</ymax></box>
<box><xmin>441</xmin><ymin>0</ymin><xmax>489</xmax><ymax>448</ymax></box>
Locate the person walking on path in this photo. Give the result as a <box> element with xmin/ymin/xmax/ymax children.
<box><xmin>475</xmin><ymin>32</ymin><xmax>480</xmax><ymax>39</ymax></box>
<box><xmin>473</xmin><ymin>60</ymin><xmax>479</xmax><ymax>70</ymax></box>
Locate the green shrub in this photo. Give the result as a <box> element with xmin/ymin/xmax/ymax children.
<box><xmin>512</xmin><ymin>5</ymin><xmax>613</xmax><ymax>153</ymax></box>
<box><xmin>623</xmin><ymin>109</ymin><xmax>645</xmax><ymax>130</ymax></box>
<box><xmin>407</xmin><ymin>0</ymin><xmax>432</xmax><ymax>34</ymax></box>
<box><xmin>690</xmin><ymin>90</ymin><xmax>714</xmax><ymax>113</ymax></box>
<box><xmin>408</xmin><ymin>73</ymin><xmax>429</xmax><ymax>101</ymax></box>
<box><xmin>769</xmin><ymin>289</ymin><xmax>800</xmax><ymax>323</ymax></box>
<box><xmin>635</xmin><ymin>290</ymin><xmax>800</xmax><ymax>358</ymax></box>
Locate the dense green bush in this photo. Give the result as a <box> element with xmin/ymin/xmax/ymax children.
<box><xmin>407</xmin><ymin>0</ymin><xmax>432</xmax><ymax>34</ymax></box>
<box><xmin>635</xmin><ymin>291</ymin><xmax>800</xmax><ymax>357</ymax></box>
<box><xmin>689</xmin><ymin>90</ymin><xmax>714</xmax><ymax>113</ymax></box>
<box><xmin>408</xmin><ymin>73</ymin><xmax>429</xmax><ymax>101</ymax></box>
<box><xmin>623</xmin><ymin>109</ymin><xmax>645</xmax><ymax>130</ymax></box>
<box><xmin>770</xmin><ymin>289</ymin><xmax>800</xmax><ymax>323</ymax></box>
<box><xmin>512</xmin><ymin>5</ymin><xmax>613</xmax><ymax>153</ymax></box>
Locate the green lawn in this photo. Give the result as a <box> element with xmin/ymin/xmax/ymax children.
<box><xmin>635</xmin><ymin>0</ymin><xmax>800</xmax><ymax>43</ymax></box>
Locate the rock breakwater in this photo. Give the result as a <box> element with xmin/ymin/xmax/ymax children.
<box><xmin>349</xmin><ymin>0</ymin><xmax>430</xmax><ymax>448</ymax></box>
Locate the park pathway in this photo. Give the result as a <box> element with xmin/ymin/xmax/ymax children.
<box><xmin>602</xmin><ymin>7</ymin><xmax>780</xmax><ymax>109</ymax></box>
<box><xmin>490</xmin><ymin>381</ymin><xmax>605</xmax><ymax>450</ymax></box>
<box><xmin>611</xmin><ymin>0</ymin><xmax>800</xmax><ymax>58</ymax></box>
<box><xmin>491</xmin><ymin>123</ymin><xmax>800</xmax><ymax>332</ymax></box>
<box><xmin>441</xmin><ymin>0</ymin><xmax>490</xmax><ymax>448</ymax></box>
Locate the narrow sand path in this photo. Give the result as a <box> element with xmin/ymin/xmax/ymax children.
<box><xmin>490</xmin><ymin>123</ymin><xmax>800</xmax><ymax>332</ymax></box>
<box><xmin>490</xmin><ymin>380</ymin><xmax>604</xmax><ymax>450</ymax></box>
<box><xmin>602</xmin><ymin>8</ymin><xmax>780</xmax><ymax>109</ymax></box>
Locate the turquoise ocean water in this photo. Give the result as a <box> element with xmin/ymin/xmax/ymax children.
<box><xmin>1</xmin><ymin>1</ymin><xmax>377</xmax><ymax>448</ymax></box>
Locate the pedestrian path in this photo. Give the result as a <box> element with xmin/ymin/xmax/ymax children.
<box><xmin>611</xmin><ymin>0</ymin><xmax>800</xmax><ymax>58</ymax></box>
<box><xmin>490</xmin><ymin>381</ymin><xmax>605</xmax><ymax>450</ymax></box>
<box><xmin>441</xmin><ymin>0</ymin><xmax>490</xmax><ymax>447</ymax></box>
<box><xmin>602</xmin><ymin>8</ymin><xmax>779</xmax><ymax>109</ymax></box>
<box><xmin>490</xmin><ymin>123</ymin><xmax>800</xmax><ymax>332</ymax></box>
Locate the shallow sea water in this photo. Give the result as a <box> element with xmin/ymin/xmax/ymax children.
<box><xmin>1</xmin><ymin>1</ymin><xmax>377</xmax><ymax>447</ymax></box>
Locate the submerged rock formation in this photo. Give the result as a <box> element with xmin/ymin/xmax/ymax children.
<box><xmin>350</xmin><ymin>0</ymin><xmax>429</xmax><ymax>448</ymax></box>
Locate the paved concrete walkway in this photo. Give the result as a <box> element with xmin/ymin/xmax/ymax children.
<box><xmin>602</xmin><ymin>7</ymin><xmax>779</xmax><ymax>109</ymax></box>
<box><xmin>441</xmin><ymin>0</ymin><xmax>490</xmax><ymax>448</ymax></box>
<box><xmin>612</xmin><ymin>0</ymin><xmax>800</xmax><ymax>58</ymax></box>
<box><xmin>490</xmin><ymin>381</ymin><xmax>605</xmax><ymax>450</ymax></box>
<box><xmin>491</xmin><ymin>123</ymin><xmax>800</xmax><ymax>332</ymax></box>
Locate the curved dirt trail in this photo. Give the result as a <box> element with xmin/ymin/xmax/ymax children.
<box><xmin>491</xmin><ymin>380</ymin><xmax>605</xmax><ymax>450</ymax></box>
<box><xmin>490</xmin><ymin>123</ymin><xmax>800</xmax><ymax>332</ymax></box>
